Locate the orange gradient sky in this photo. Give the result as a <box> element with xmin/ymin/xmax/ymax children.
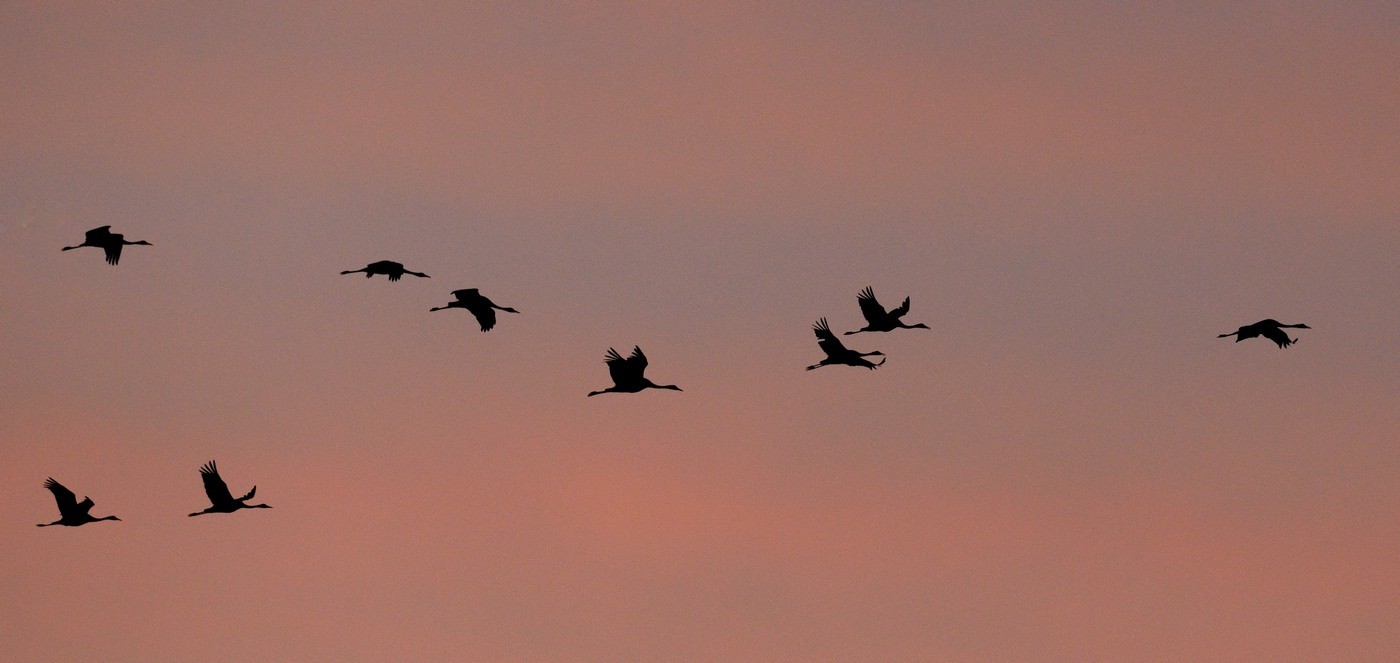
<box><xmin>1</xmin><ymin>3</ymin><xmax>1396</xmax><ymax>661</ymax></box>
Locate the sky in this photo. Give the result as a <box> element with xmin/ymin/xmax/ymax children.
<box><xmin>1</xmin><ymin>2</ymin><xmax>1396</xmax><ymax>660</ymax></box>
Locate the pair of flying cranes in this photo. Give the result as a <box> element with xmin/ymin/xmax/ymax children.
<box><xmin>42</xmin><ymin>226</ymin><xmax>1312</xmax><ymax>527</ymax></box>
<box><xmin>37</xmin><ymin>461</ymin><xmax>267</xmax><ymax>527</ymax></box>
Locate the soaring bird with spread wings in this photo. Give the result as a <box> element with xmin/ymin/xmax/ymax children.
<box><xmin>37</xmin><ymin>478</ymin><xmax>121</xmax><ymax>527</ymax></box>
<box><xmin>189</xmin><ymin>461</ymin><xmax>272</xmax><ymax>517</ymax></box>
<box><xmin>844</xmin><ymin>287</ymin><xmax>929</xmax><ymax>335</ymax></box>
<box><xmin>340</xmin><ymin>260</ymin><xmax>430</xmax><ymax>282</ymax></box>
<box><xmin>1218</xmin><ymin>319</ymin><xmax>1311</xmax><ymax>349</ymax></box>
<box><xmin>430</xmin><ymin>288</ymin><xmax>520</xmax><ymax>331</ymax></box>
<box><xmin>808</xmin><ymin>318</ymin><xmax>886</xmax><ymax>370</ymax></box>
<box><xmin>587</xmin><ymin>346</ymin><xmax>682</xmax><ymax>396</ymax></box>
<box><xmin>62</xmin><ymin>226</ymin><xmax>153</xmax><ymax>266</ymax></box>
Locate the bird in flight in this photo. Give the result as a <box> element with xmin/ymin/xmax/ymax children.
<box><xmin>189</xmin><ymin>461</ymin><xmax>272</xmax><ymax>517</ymax></box>
<box><xmin>845</xmin><ymin>286</ymin><xmax>929</xmax><ymax>334</ymax></box>
<box><xmin>808</xmin><ymin>317</ymin><xmax>886</xmax><ymax>370</ymax></box>
<box><xmin>1218</xmin><ymin>319</ymin><xmax>1311</xmax><ymax>349</ymax></box>
<box><xmin>61</xmin><ymin>225</ymin><xmax>153</xmax><ymax>265</ymax></box>
<box><xmin>587</xmin><ymin>346</ymin><xmax>683</xmax><ymax>396</ymax></box>
<box><xmin>430</xmin><ymin>288</ymin><xmax>520</xmax><ymax>331</ymax></box>
<box><xmin>37</xmin><ymin>478</ymin><xmax>121</xmax><ymax>527</ymax></box>
<box><xmin>340</xmin><ymin>260</ymin><xmax>430</xmax><ymax>282</ymax></box>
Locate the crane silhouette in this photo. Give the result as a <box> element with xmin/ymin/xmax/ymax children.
<box><xmin>340</xmin><ymin>260</ymin><xmax>430</xmax><ymax>282</ymax></box>
<box><xmin>37</xmin><ymin>478</ymin><xmax>121</xmax><ymax>527</ymax></box>
<box><xmin>188</xmin><ymin>461</ymin><xmax>271</xmax><ymax>517</ymax></box>
<box><xmin>844</xmin><ymin>287</ymin><xmax>929</xmax><ymax>334</ymax></box>
<box><xmin>430</xmin><ymin>289</ymin><xmax>520</xmax><ymax>331</ymax></box>
<box><xmin>1218</xmin><ymin>319</ymin><xmax>1311</xmax><ymax>349</ymax></box>
<box><xmin>808</xmin><ymin>317</ymin><xmax>886</xmax><ymax>370</ymax></box>
<box><xmin>587</xmin><ymin>346</ymin><xmax>682</xmax><ymax>396</ymax></box>
<box><xmin>61</xmin><ymin>226</ymin><xmax>153</xmax><ymax>265</ymax></box>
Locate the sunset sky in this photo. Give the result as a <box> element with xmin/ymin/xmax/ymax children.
<box><xmin>2</xmin><ymin>3</ymin><xmax>1396</xmax><ymax>660</ymax></box>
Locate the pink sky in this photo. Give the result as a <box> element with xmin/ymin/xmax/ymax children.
<box><xmin>2</xmin><ymin>3</ymin><xmax>1396</xmax><ymax>660</ymax></box>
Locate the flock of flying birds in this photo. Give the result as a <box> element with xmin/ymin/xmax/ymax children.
<box><xmin>37</xmin><ymin>225</ymin><xmax>1314</xmax><ymax>527</ymax></box>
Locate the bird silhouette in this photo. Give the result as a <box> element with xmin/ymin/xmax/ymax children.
<box><xmin>808</xmin><ymin>317</ymin><xmax>886</xmax><ymax>370</ymax></box>
<box><xmin>36</xmin><ymin>478</ymin><xmax>121</xmax><ymax>527</ymax></box>
<box><xmin>188</xmin><ymin>461</ymin><xmax>271</xmax><ymax>517</ymax></box>
<box><xmin>430</xmin><ymin>288</ymin><xmax>520</xmax><ymax>331</ymax></box>
<box><xmin>340</xmin><ymin>260</ymin><xmax>429</xmax><ymax>282</ymax></box>
<box><xmin>587</xmin><ymin>346</ymin><xmax>683</xmax><ymax>396</ymax></box>
<box><xmin>844</xmin><ymin>287</ymin><xmax>929</xmax><ymax>334</ymax></box>
<box><xmin>61</xmin><ymin>225</ymin><xmax>153</xmax><ymax>265</ymax></box>
<box><xmin>1218</xmin><ymin>319</ymin><xmax>1311</xmax><ymax>349</ymax></box>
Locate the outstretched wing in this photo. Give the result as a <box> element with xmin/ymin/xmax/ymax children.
<box><xmin>84</xmin><ymin>226</ymin><xmax>113</xmax><ymax>243</ymax></box>
<box><xmin>856</xmin><ymin>287</ymin><xmax>887</xmax><ymax>325</ymax></box>
<box><xmin>628</xmin><ymin>346</ymin><xmax>649</xmax><ymax>375</ymax></box>
<box><xmin>887</xmin><ymin>296</ymin><xmax>911</xmax><ymax>319</ymax></box>
<box><xmin>471</xmin><ymin>305</ymin><xmax>498</xmax><ymax>331</ymax></box>
<box><xmin>104</xmin><ymin>242</ymin><xmax>123</xmax><ymax>265</ymax></box>
<box><xmin>813</xmin><ymin>318</ymin><xmax>848</xmax><ymax>356</ymax></box>
<box><xmin>238</xmin><ymin>486</ymin><xmax>257</xmax><ymax>502</ymax></box>
<box><xmin>199</xmin><ymin>461</ymin><xmax>235</xmax><ymax>505</ymax></box>
<box><xmin>44</xmin><ymin>477</ymin><xmax>83</xmax><ymax>517</ymax></box>
<box><xmin>604</xmin><ymin>347</ymin><xmax>629</xmax><ymax>385</ymax></box>
<box><xmin>1258</xmin><ymin>325</ymin><xmax>1295</xmax><ymax>348</ymax></box>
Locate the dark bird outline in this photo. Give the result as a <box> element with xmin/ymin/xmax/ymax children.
<box><xmin>61</xmin><ymin>226</ymin><xmax>153</xmax><ymax>265</ymax></box>
<box><xmin>430</xmin><ymin>288</ymin><xmax>520</xmax><ymax>331</ymax></box>
<box><xmin>844</xmin><ymin>286</ymin><xmax>930</xmax><ymax>334</ymax></box>
<box><xmin>340</xmin><ymin>260</ymin><xmax>430</xmax><ymax>282</ymax></box>
<box><xmin>587</xmin><ymin>346</ymin><xmax>683</xmax><ymax>397</ymax></box>
<box><xmin>37</xmin><ymin>478</ymin><xmax>121</xmax><ymax>527</ymax></box>
<box><xmin>188</xmin><ymin>461</ymin><xmax>272</xmax><ymax>517</ymax></box>
<box><xmin>808</xmin><ymin>317</ymin><xmax>886</xmax><ymax>370</ymax></box>
<box><xmin>1218</xmin><ymin>319</ymin><xmax>1311</xmax><ymax>349</ymax></box>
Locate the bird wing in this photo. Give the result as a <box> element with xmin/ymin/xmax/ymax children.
<box><xmin>813</xmin><ymin>318</ymin><xmax>848</xmax><ymax>356</ymax></box>
<box><xmin>1258</xmin><ymin>325</ymin><xmax>1294</xmax><ymax>348</ymax></box>
<box><xmin>451</xmin><ymin>289</ymin><xmax>477</xmax><ymax>301</ymax></box>
<box><xmin>85</xmin><ymin>226</ymin><xmax>113</xmax><ymax>243</ymax></box>
<box><xmin>888</xmin><ymin>296</ymin><xmax>911</xmax><ymax>319</ymax></box>
<box><xmin>104</xmin><ymin>242</ymin><xmax>123</xmax><ymax>265</ymax></box>
<box><xmin>199</xmin><ymin>461</ymin><xmax>235</xmax><ymax>505</ymax></box>
<box><xmin>604</xmin><ymin>347</ymin><xmax>629</xmax><ymax>384</ymax></box>
<box><xmin>468</xmin><ymin>303</ymin><xmax>497</xmax><ymax>331</ymax></box>
<box><xmin>239</xmin><ymin>486</ymin><xmax>256</xmax><ymax>502</ymax></box>
<box><xmin>628</xmin><ymin>346</ymin><xmax>649</xmax><ymax>374</ymax></box>
<box><xmin>856</xmin><ymin>287</ymin><xmax>887</xmax><ymax>324</ymax></box>
<box><xmin>44</xmin><ymin>478</ymin><xmax>81</xmax><ymax>517</ymax></box>
<box><xmin>369</xmin><ymin>260</ymin><xmax>398</xmax><ymax>271</ymax></box>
